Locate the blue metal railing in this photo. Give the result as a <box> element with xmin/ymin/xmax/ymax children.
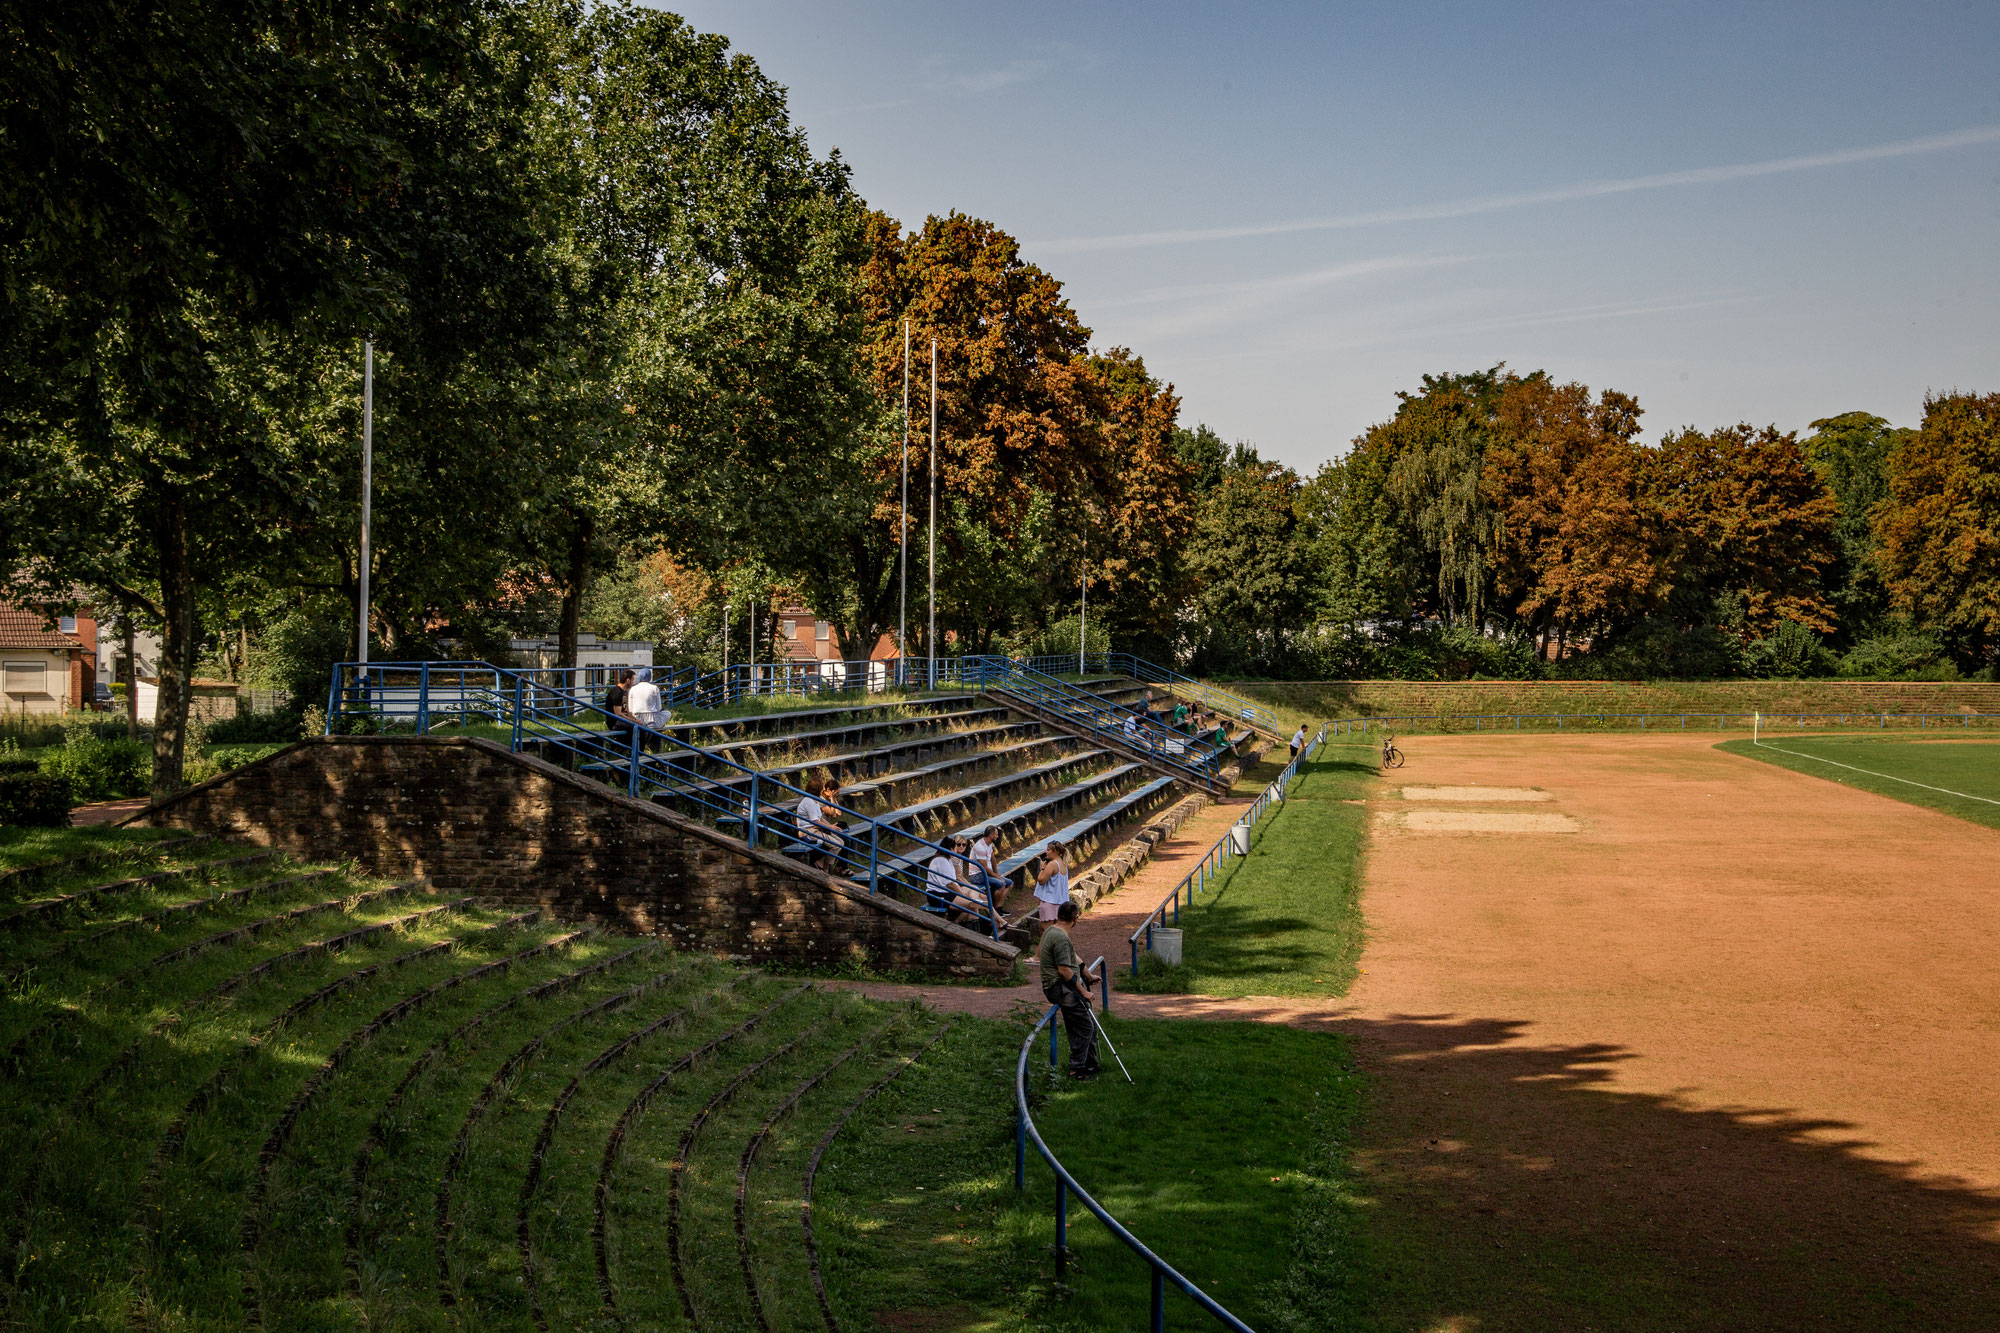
<box><xmin>1129</xmin><ymin>723</ymin><xmax>1329</xmax><ymax>975</ymax></box>
<box><xmin>1104</xmin><ymin>653</ymin><xmax>1278</xmax><ymax>734</ymax></box>
<box><xmin>1324</xmin><ymin>710</ymin><xmax>2000</xmax><ymax>735</ymax></box>
<box><xmin>967</xmin><ymin>657</ymin><xmax>1237</xmax><ymax>791</ymax></box>
<box><xmin>1014</xmin><ymin>974</ymin><xmax>1255</xmax><ymax>1333</ymax></box>
<box><xmin>324</xmin><ymin>661</ymin><xmax>1003</xmax><ymax>937</ymax></box>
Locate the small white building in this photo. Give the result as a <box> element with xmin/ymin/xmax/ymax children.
<box><xmin>507</xmin><ymin>634</ymin><xmax>653</xmax><ymax>682</ymax></box>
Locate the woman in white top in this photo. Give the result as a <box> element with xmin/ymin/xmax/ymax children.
<box><xmin>927</xmin><ymin>837</ymin><xmax>983</xmax><ymax>923</ymax></box>
<box><xmin>627</xmin><ymin>668</ymin><xmax>669</xmax><ymax>750</ymax></box>
<box><xmin>1033</xmin><ymin>840</ymin><xmax>1071</xmax><ymax>923</ymax></box>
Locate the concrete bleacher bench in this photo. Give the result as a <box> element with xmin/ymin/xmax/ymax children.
<box><xmin>715</xmin><ymin>748</ymin><xmax>1110</xmax><ymax>845</ymax></box>
<box><xmin>651</xmin><ymin>694</ymin><xmax>979</xmax><ymax>745</ymax></box>
<box><xmin>865</xmin><ymin>762</ymin><xmax>1152</xmax><ymax>886</ymax></box>
<box><xmin>700</xmin><ymin>704</ymin><xmax>1009</xmax><ymax>770</ymax></box>
<box><xmin>992</xmin><ymin>774</ymin><xmax>1177</xmax><ymax>884</ymax></box>
<box><xmin>674</xmin><ymin>721</ymin><xmax>1048</xmax><ymax>802</ymax></box>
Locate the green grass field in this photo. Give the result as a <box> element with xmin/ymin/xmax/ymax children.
<box><xmin>1719</xmin><ymin>735</ymin><xmax>2000</xmax><ymax>831</ymax></box>
<box><xmin>1125</xmin><ymin>743</ymin><xmax>1377</xmax><ymax>999</ymax></box>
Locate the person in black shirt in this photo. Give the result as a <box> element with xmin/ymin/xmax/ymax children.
<box><xmin>604</xmin><ymin>669</ymin><xmax>636</xmax><ymax>745</ymax></box>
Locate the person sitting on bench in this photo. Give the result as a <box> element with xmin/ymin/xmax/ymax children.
<box><xmin>796</xmin><ymin>776</ymin><xmax>849</xmax><ymax>871</ymax></box>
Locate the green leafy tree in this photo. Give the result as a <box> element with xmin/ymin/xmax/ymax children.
<box><xmin>2</xmin><ymin>0</ymin><xmax>553</xmax><ymax>792</ymax></box>
<box><xmin>1803</xmin><ymin>411</ymin><xmax>1911</xmax><ymax>641</ymax></box>
<box><xmin>1183</xmin><ymin>457</ymin><xmax>1312</xmax><ymax>672</ymax></box>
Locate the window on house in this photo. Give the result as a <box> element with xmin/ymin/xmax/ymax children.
<box><xmin>815</xmin><ymin>621</ymin><xmax>830</xmax><ymax>642</ymax></box>
<box><xmin>58</xmin><ymin>616</ymin><xmax>77</xmax><ymax>634</ymax></box>
<box><xmin>785</xmin><ymin>619</ymin><xmax>799</xmax><ymax>638</ymax></box>
<box><xmin>4</xmin><ymin>661</ymin><xmax>49</xmax><ymax>696</ymax></box>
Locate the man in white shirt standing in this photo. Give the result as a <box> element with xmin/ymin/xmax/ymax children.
<box><xmin>1290</xmin><ymin>725</ymin><xmax>1306</xmax><ymax>763</ymax></box>
<box><xmin>627</xmin><ymin>667</ymin><xmax>669</xmax><ymax>752</ymax></box>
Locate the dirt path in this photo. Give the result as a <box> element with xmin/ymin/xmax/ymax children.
<box><xmin>1333</xmin><ymin>733</ymin><xmax>2000</xmax><ymax>1330</ymax></box>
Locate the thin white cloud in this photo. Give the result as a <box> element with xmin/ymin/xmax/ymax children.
<box><xmin>1101</xmin><ymin>254</ymin><xmax>1481</xmax><ymax>340</ymax></box>
<box><xmin>831</xmin><ymin>45</ymin><xmax>1090</xmax><ymax>114</ymax></box>
<box><xmin>1095</xmin><ymin>253</ymin><xmax>1481</xmax><ymax>310</ymax></box>
<box><xmin>1036</xmin><ymin>125</ymin><xmax>2000</xmax><ymax>255</ymax></box>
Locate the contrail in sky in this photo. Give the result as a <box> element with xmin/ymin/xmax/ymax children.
<box><xmin>1034</xmin><ymin>125</ymin><xmax>2000</xmax><ymax>255</ymax></box>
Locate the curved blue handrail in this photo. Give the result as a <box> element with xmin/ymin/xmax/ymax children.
<box><xmin>1015</xmin><ymin>1002</ymin><xmax>1257</xmax><ymax>1332</ymax></box>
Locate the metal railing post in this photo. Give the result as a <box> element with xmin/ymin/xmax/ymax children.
<box><xmin>324</xmin><ymin>669</ymin><xmax>340</xmax><ymax>734</ymax></box>
<box><xmin>868</xmin><ymin>822</ymin><xmax>880</xmax><ymax>895</ymax></box>
<box><xmin>418</xmin><ymin>662</ymin><xmax>431</xmax><ymax>733</ymax></box>
<box><xmin>1054</xmin><ymin>1177</ymin><xmax>1068</xmax><ymax>1278</ymax></box>
<box><xmin>628</xmin><ymin>723</ymin><xmax>641</xmax><ymax>796</ymax></box>
<box><xmin>511</xmin><ymin>674</ymin><xmax>523</xmax><ymax>751</ymax></box>
<box><xmin>747</xmin><ymin>773</ymin><xmax>761</xmax><ymax>848</ymax></box>
<box><xmin>1152</xmin><ymin>1268</ymin><xmax>1166</xmax><ymax>1332</ymax></box>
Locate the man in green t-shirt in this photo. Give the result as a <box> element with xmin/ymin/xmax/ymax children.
<box><xmin>1037</xmin><ymin>900</ymin><xmax>1100</xmax><ymax>1077</ymax></box>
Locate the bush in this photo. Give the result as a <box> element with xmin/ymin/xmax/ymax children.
<box><xmin>1010</xmin><ymin>613</ymin><xmax>1111</xmax><ymax>662</ymax></box>
<box><xmin>0</xmin><ymin>773</ymin><xmax>71</xmax><ymax>827</ymax></box>
<box><xmin>205</xmin><ymin>706</ymin><xmax>307</xmax><ymax>743</ymax></box>
<box><xmin>1745</xmin><ymin>620</ymin><xmax>1837</xmax><ymax>679</ymax></box>
<box><xmin>38</xmin><ymin>716</ymin><xmax>148</xmax><ymax>803</ymax></box>
<box><xmin>0</xmin><ymin>754</ymin><xmax>38</xmax><ymax>776</ymax></box>
<box><xmin>1839</xmin><ymin>628</ymin><xmax>1957</xmax><ymax>680</ymax></box>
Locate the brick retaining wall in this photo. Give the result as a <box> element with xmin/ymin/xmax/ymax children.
<box><xmin>131</xmin><ymin>735</ymin><xmax>1017</xmax><ymax>978</ymax></box>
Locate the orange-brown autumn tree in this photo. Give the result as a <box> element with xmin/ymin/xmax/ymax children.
<box><xmin>1874</xmin><ymin>391</ymin><xmax>2000</xmax><ymax>665</ymax></box>
<box><xmin>1646</xmin><ymin>425</ymin><xmax>1840</xmax><ymax>635</ymax></box>
<box><xmin>1482</xmin><ymin>377</ymin><xmax>1657</xmax><ymax>656</ymax></box>
<box><xmin>813</xmin><ymin>210</ymin><xmax>1188</xmax><ymax>656</ymax></box>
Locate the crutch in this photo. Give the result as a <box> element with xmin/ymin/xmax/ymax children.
<box><xmin>1072</xmin><ymin>979</ymin><xmax>1133</xmax><ymax>1083</ymax></box>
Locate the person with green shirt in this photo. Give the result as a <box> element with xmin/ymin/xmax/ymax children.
<box><xmin>1036</xmin><ymin>900</ymin><xmax>1100</xmax><ymax>1077</ymax></box>
<box><xmin>1172</xmin><ymin>700</ymin><xmax>1189</xmax><ymax>730</ymax></box>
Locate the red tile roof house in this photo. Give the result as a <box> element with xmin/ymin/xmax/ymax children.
<box><xmin>0</xmin><ymin>601</ymin><xmax>99</xmax><ymax>716</ymax></box>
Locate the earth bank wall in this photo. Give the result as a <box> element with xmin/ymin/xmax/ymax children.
<box><xmin>131</xmin><ymin>735</ymin><xmax>1016</xmax><ymax>977</ymax></box>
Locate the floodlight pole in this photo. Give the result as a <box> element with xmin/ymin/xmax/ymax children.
<box><xmin>1079</xmin><ymin>560</ymin><xmax>1087</xmax><ymax>677</ymax></box>
<box><xmin>358</xmin><ymin>339</ymin><xmax>373</xmax><ymax>674</ymax></box>
<box><xmin>900</xmin><ymin>319</ymin><xmax>909</xmax><ymax>684</ymax></box>
<box><xmin>927</xmin><ymin>338</ymin><xmax>937</xmax><ymax>692</ymax></box>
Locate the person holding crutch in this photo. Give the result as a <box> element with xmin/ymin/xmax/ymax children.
<box><xmin>1037</xmin><ymin>899</ymin><xmax>1101</xmax><ymax>1078</ymax></box>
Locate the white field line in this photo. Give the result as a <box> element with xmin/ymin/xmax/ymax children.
<box><xmin>1753</xmin><ymin>739</ymin><xmax>2000</xmax><ymax>807</ymax></box>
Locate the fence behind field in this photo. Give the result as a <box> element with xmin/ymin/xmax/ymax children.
<box><xmin>1328</xmin><ymin>710</ymin><xmax>2000</xmax><ymax>736</ymax></box>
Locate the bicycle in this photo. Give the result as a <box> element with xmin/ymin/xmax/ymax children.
<box><xmin>1380</xmin><ymin>734</ymin><xmax>1405</xmax><ymax>769</ymax></box>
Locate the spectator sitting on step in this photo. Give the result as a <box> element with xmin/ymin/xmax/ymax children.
<box><xmin>1173</xmin><ymin>700</ymin><xmax>1190</xmax><ymax>730</ymax></box>
<box><xmin>928</xmin><ymin>836</ymin><xmax>988</xmax><ymax>924</ymax></box>
<box><xmin>604</xmin><ymin>669</ymin><xmax>636</xmax><ymax>744</ymax></box>
<box><xmin>627</xmin><ymin>667</ymin><xmax>670</xmax><ymax>751</ymax></box>
<box><xmin>1121</xmin><ymin>711</ymin><xmax>1141</xmax><ymax>744</ymax></box>
<box><xmin>970</xmin><ymin>826</ymin><xmax>1004</xmax><ymax>897</ymax></box>
<box><xmin>796</xmin><ymin>776</ymin><xmax>849</xmax><ymax>871</ymax></box>
<box><xmin>1033</xmin><ymin>841</ymin><xmax>1071</xmax><ymax>927</ymax></box>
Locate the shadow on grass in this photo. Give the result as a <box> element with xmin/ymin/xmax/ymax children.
<box><xmin>1316</xmin><ymin>1012</ymin><xmax>2000</xmax><ymax>1332</ymax></box>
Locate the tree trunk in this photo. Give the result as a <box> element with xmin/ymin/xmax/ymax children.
<box><xmin>121</xmin><ymin>611</ymin><xmax>139</xmax><ymax>739</ymax></box>
<box><xmin>151</xmin><ymin>491</ymin><xmax>196</xmax><ymax>798</ymax></box>
<box><xmin>556</xmin><ymin>509</ymin><xmax>594</xmax><ymax>669</ymax></box>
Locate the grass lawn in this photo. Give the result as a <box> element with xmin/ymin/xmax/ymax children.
<box><xmin>817</xmin><ymin>1013</ymin><xmax>1361</xmax><ymax>1332</ymax></box>
<box><xmin>1125</xmin><ymin>742</ymin><xmax>1378</xmax><ymax>999</ymax></box>
<box><xmin>1718</xmin><ymin>735</ymin><xmax>2000</xmax><ymax>831</ymax></box>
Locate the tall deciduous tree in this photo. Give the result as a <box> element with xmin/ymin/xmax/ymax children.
<box><xmin>1803</xmin><ymin>411</ymin><xmax>1910</xmax><ymax>640</ymax></box>
<box><xmin>832</xmin><ymin>210</ymin><xmax>1142</xmax><ymax>658</ymax></box>
<box><xmin>1483</xmin><ymin>377</ymin><xmax>1657</xmax><ymax>656</ymax></box>
<box><xmin>1</xmin><ymin>0</ymin><xmax>552</xmax><ymax>792</ymax></box>
<box><xmin>517</xmin><ymin>0</ymin><xmax>869</xmax><ymax>667</ymax></box>
<box><xmin>1647</xmin><ymin>424</ymin><xmax>1840</xmax><ymax>635</ymax></box>
<box><xmin>1874</xmin><ymin>391</ymin><xmax>2000</xmax><ymax>668</ymax></box>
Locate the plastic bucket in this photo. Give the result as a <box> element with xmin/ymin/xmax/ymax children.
<box><xmin>1150</xmin><ymin>927</ymin><xmax>1184</xmax><ymax>966</ymax></box>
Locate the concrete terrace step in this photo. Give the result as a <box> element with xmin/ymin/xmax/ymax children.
<box><xmin>671</xmin><ymin>721</ymin><xmax>1052</xmax><ymax>801</ymax></box>
<box><xmin>726</xmin><ymin>749</ymin><xmax>1117</xmax><ymax>847</ymax></box>
<box><xmin>864</xmin><ymin>762</ymin><xmax>1152</xmax><ymax>885</ymax></box>
<box><xmin>650</xmin><ymin>693</ymin><xmax>980</xmax><ymax>744</ymax></box>
<box><xmin>996</xmin><ymin>774</ymin><xmax>1179</xmax><ymax>884</ymax></box>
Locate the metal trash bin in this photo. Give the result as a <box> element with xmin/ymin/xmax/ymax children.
<box><xmin>1228</xmin><ymin>822</ymin><xmax>1250</xmax><ymax>856</ymax></box>
<box><xmin>1150</xmin><ymin>927</ymin><xmax>1184</xmax><ymax>965</ymax></box>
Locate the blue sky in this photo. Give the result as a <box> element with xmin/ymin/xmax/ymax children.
<box><xmin>660</xmin><ymin>1</ymin><xmax>2000</xmax><ymax>471</ymax></box>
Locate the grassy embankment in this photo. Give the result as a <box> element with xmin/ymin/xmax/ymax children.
<box><xmin>1125</xmin><ymin>741</ymin><xmax>1378</xmax><ymax>999</ymax></box>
